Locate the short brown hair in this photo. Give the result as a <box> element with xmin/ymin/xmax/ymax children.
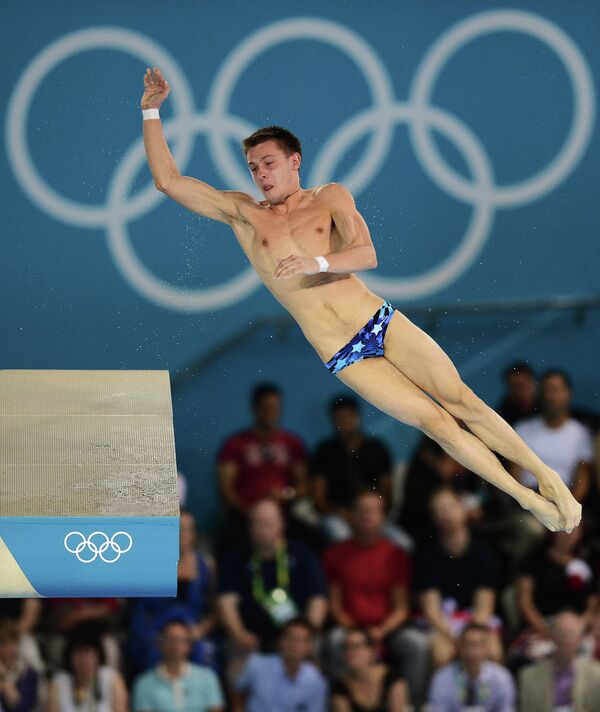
<box><xmin>242</xmin><ymin>126</ymin><xmax>302</xmax><ymax>158</ymax></box>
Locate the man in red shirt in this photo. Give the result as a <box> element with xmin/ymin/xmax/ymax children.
<box><xmin>216</xmin><ymin>383</ymin><xmax>311</xmax><ymax>550</ymax></box>
<box><xmin>217</xmin><ymin>382</ymin><xmax>308</xmax><ymax>509</ymax></box>
<box><xmin>323</xmin><ymin>491</ymin><xmax>423</xmax><ymax>703</ymax></box>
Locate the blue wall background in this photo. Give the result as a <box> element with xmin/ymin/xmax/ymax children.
<box><xmin>2</xmin><ymin>1</ymin><xmax>599</xmax><ymax>531</ymax></box>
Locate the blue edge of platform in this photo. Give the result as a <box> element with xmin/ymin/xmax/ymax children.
<box><xmin>0</xmin><ymin>516</ymin><xmax>179</xmax><ymax>598</ymax></box>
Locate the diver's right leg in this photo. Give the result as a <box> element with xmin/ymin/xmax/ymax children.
<box><xmin>333</xmin><ymin>356</ymin><xmax>564</xmax><ymax>531</ymax></box>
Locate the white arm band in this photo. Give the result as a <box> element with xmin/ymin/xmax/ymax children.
<box><xmin>315</xmin><ymin>255</ymin><xmax>329</xmax><ymax>273</ymax></box>
<box><xmin>142</xmin><ymin>108</ymin><xmax>160</xmax><ymax>120</ymax></box>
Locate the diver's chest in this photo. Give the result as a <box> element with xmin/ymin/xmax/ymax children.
<box><xmin>252</xmin><ymin>212</ymin><xmax>334</xmax><ymax>258</ymax></box>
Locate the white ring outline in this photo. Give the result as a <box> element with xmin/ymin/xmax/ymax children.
<box><xmin>409</xmin><ymin>9</ymin><xmax>596</xmax><ymax>207</ymax></box>
<box><xmin>64</xmin><ymin>530</ymin><xmax>133</xmax><ymax>564</ymax></box>
<box><xmin>5</xmin><ymin>12</ymin><xmax>596</xmax><ymax>308</ymax></box>
<box><xmin>6</xmin><ymin>26</ymin><xmax>197</xmax><ymax>228</ymax></box>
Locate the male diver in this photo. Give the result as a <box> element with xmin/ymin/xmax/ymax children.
<box><xmin>141</xmin><ymin>67</ymin><xmax>581</xmax><ymax>533</ymax></box>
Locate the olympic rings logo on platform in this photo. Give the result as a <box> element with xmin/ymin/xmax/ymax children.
<box><xmin>64</xmin><ymin>531</ymin><xmax>133</xmax><ymax>564</ymax></box>
<box><xmin>6</xmin><ymin>10</ymin><xmax>596</xmax><ymax>309</ymax></box>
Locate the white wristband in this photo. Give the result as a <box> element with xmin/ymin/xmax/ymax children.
<box><xmin>315</xmin><ymin>255</ymin><xmax>329</xmax><ymax>273</ymax></box>
<box><xmin>142</xmin><ymin>107</ymin><xmax>160</xmax><ymax>120</ymax></box>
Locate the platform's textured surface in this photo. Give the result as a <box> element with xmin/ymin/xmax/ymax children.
<box><xmin>0</xmin><ymin>370</ymin><xmax>178</xmax><ymax>517</ymax></box>
<box><xmin>0</xmin><ymin>370</ymin><xmax>179</xmax><ymax>597</ymax></box>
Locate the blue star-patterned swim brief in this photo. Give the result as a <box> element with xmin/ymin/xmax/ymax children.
<box><xmin>325</xmin><ymin>299</ymin><xmax>395</xmax><ymax>375</ymax></box>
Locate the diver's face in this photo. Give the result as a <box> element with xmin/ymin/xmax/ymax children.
<box><xmin>246</xmin><ymin>140</ymin><xmax>300</xmax><ymax>204</ymax></box>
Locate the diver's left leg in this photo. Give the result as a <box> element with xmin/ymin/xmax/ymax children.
<box><xmin>381</xmin><ymin>308</ymin><xmax>581</xmax><ymax>530</ymax></box>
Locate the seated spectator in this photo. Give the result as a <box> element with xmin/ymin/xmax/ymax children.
<box><xmin>127</xmin><ymin>509</ymin><xmax>218</xmax><ymax>674</ymax></box>
<box><xmin>507</xmin><ymin>369</ymin><xmax>595</xmax><ymax>565</ymax></box>
<box><xmin>409</xmin><ymin>487</ymin><xmax>503</xmax><ymax>702</ymax></box>
<box><xmin>331</xmin><ymin>627</ymin><xmax>408</xmax><ymax>712</ymax></box>
<box><xmin>496</xmin><ymin>360</ymin><xmax>539</xmax><ymax>426</ymax></box>
<box><xmin>217</xmin><ymin>498</ymin><xmax>327</xmax><ymax>656</ymax></box>
<box><xmin>398</xmin><ymin>434</ymin><xmax>485</xmax><ymax>549</ymax></box>
<box><xmin>216</xmin><ymin>382</ymin><xmax>317</xmax><ymax>552</ymax></box>
<box><xmin>311</xmin><ymin>394</ymin><xmax>412</xmax><ymax>549</ymax></box>
<box><xmin>46</xmin><ymin>628</ymin><xmax>128</xmax><ymax>712</ymax></box>
<box><xmin>428</xmin><ymin>622</ymin><xmax>515</xmax><ymax>712</ymax></box>
<box><xmin>132</xmin><ymin>620</ymin><xmax>224</xmax><ymax>712</ymax></box>
<box><xmin>511</xmin><ymin>369</ymin><xmax>594</xmax><ymax>499</ymax></box>
<box><xmin>43</xmin><ymin>598</ymin><xmax>123</xmax><ymax>671</ymax></box>
<box><xmin>0</xmin><ymin>600</ymin><xmax>44</xmax><ymax>674</ymax></box>
<box><xmin>323</xmin><ymin>492</ymin><xmax>419</xmax><ymax>701</ymax></box>
<box><xmin>518</xmin><ymin>610</ymin><xmax>600</xmax><ymax>712</ymax></box>
<box><xmin>0</xmin><ymin>619</ymin><xmax>39</xmax><ymax>712</ymax></box>
<box><xmin>232</xmin><ymin>617</ymin><xmax>327</xmax><ymax>712</ymax></box>
<box><xmin>510</xmin><ymin>524</ymin><xmax>596</xmax><ymax>665</ymax></box>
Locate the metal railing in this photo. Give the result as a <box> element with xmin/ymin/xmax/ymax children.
<box><xmin>170</xmin><ymin>293</ymin><xmax>600</xmax><ymax>391</ymax></box>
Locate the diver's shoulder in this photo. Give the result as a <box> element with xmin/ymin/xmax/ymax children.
<box><xmin>312</xmin><ymin>181</ymin><xmax>355</xmax><ymax>201</ymax></box>
<box><xmin>313</xmin><ymin>181</ymin><xmax>345</xmax><ymax>195</ymax></box>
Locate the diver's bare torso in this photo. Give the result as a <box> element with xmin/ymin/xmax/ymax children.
<box><xmin>228</xmin><ymin>185</ymin><xmax>386</xmax><ymax>363</ymax></box>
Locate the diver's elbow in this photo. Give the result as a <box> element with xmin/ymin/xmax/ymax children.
<box><xmin>369</xmin><ymin>252</ymin><xmax>378</xmax><ymax>269</ymax></box>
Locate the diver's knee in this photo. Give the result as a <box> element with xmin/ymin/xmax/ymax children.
<box><xmin>439</xmin><ymin>380</ymin><xmax>476</xmax><ymax>415</ymax></box>
<box><xmin>420</xmin><ymin>406</ymin><xmax>459</xmax><ymax>446</ymax></box>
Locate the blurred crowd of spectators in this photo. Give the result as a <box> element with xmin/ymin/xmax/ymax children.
<box><xmin>1</xmin><ymin>361</ymin><xmax>600</xmax><ymax>711</ymax></box>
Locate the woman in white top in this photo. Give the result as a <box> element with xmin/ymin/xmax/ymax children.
<box><xmin>46</xmin><ymin>631</ymin><xmax>127</xmax><ymax>712</ymax></box>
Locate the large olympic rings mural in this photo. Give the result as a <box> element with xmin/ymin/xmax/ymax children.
<box><xmin>6</xmin><ymin>10</ymin><xmax>595</xmax><ymax>312</ymax></box>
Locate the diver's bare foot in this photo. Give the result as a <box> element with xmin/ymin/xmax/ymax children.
<box><xmin>538</xmin><ymin>476</ymin><xmax>581</xmax><ymax>532</ymax></box>
<box><xmin>519</xmin><ymin>488</ymin><xmax>564</xmax><ymax>532</ymax></box>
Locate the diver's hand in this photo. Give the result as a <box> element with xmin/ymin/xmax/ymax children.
<box><xmin>273</xmin><ymin>255</ymin><xmax>321</xmax><ymax>279</ymax></box>
<box><xmin>141</xmin><ymin>66</ymin><xmax>170</xmax><ymax>109</ymax></box>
